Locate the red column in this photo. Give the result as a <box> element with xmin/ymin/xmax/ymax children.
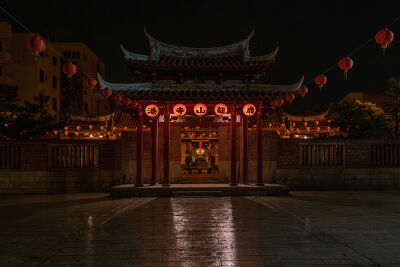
<box><xmin>135</xmin><ymin>104</ymin><xmax>144</xmax><ymax>187</ymax></box>
<box><xmin>256</xmin><ymin>102</ymin><xmax>264</xmax><ymax>186</ymax></box>
<box><xmin>151</xmin><ymin>116</ymin><xmax>158</xmax><ymax>185</ymax></box>
<box><xmin>242</xmin><ymin>115</ymin><xmax>248</xmax><ymax>184</ymax></box>
<box><xmin>230</xmin><ymin>103</ymin><xmax>237</xmax><ymax>186</ymax></box>
<box><xmin>163</xmin><ymin>103</ymin><xmax>170</xmax><ymax>186</ymax></box>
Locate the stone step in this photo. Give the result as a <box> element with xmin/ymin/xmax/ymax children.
<box><xmin>172</xmin><ymin>190</ymin><xmax>223</xmax><ymax>197</ymax></box>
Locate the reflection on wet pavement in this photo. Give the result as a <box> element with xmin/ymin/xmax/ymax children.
<box><xmin>0</xmin><ymin>191</ymin><xmax>399</xmax><ymax>266</ymax></box>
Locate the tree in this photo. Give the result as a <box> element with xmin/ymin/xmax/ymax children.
<box><xmin>387</xmin><ymin>76</ymin><xmax>400</xmax><ymax>138</ymax></box>
<box><xmin>0</xmin><ymin>84</ymin><xmax>61</xmax><ymax>140</ymax></box>
<box><xmin>330</xmin><ymin>100</ymin><xmax>392</xmax><ymax>138</ymax></box>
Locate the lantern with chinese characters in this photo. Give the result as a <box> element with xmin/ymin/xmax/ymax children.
<box><xmin>145</xmin><ymin>104</ymin><xmax>159</xmax><ymax>117</ymax></box>
<box><xmin>62</xmin><ymin>62</ymin><xmax>77</xmax><ymax>78</ymax></box>
<box><xmin>338</xmin><ymin>57</ymin><xmax>354</xmax><ymax>80</ymax></box>
<box><xmin>315</xmin><ymin>74</ymin><xmax>327</xmax><ymax>88</ymax></box>
<box><xmin>243</xmin><ymin>103</ymin><xmax>256</xmax><ymax>116</ymax></box>
<box><xmin>27</xmin><ymin>35</ymin><xmax>45</xmax><ymax>59</ymax></box>
<box><xmin>173</xmin><ymin>103</ymin><xmax>187</xmax><ymax>116</ymax></box>
<box><xmin>375</xmin><ymin>28</ymin><xmax>394</xmax><ymax>55</ymax></box>
<box><xmin>285</xmin><ymin>93</ymin><xmax>295</xmax><ymax>103</ymax></box>
<box><xmin>214</xmin><ymin>103</ymin><xmax>228</xmax><ymax>116</ymax></box>
<box><xmin>297</xmin><ymin>85</ymin><xmax>308</xmax><ymax>96</ymax></box>
<box><xmin>193</xmin><ymin>103</ymin><xmax>207</xmax><ymax>116</ymax></box>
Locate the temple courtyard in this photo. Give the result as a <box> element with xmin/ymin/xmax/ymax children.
<box><xmin>1</xmin><ymin>191</ymin><xmax>400</xmax><ymax>266</ymax></box>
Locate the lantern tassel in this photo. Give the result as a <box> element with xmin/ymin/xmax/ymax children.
<box><xmin>381</xmin><ymin>43</ymin><xmax>388</xmax><ymax>56</ymax></box>
<box><xmin>344</xmin><ymin>69</ymin><xmax>348</xmax><ymax>80</ymax></box>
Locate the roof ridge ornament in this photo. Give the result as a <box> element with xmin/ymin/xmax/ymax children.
<box><xmin>143</xmin><ymin>27</ymin><xmax>255</xmax><ymax>59</ymax></box>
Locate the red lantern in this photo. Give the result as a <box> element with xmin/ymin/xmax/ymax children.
<box><xmin>275</xmin><ymin>98</ymin><xmax>284</xmax><ymax>106</ymax></box>
<box><xmin>89</xmin><ymin>125</ymin><xmax>93</xmax><ymax>130</ymax></box>
<box><xmin>124</xmin><ymin>126</ymin><xmax>128</xmax><ymax>131</ymax></box>
<box><xmin>193</xmin><ymin>103</ymin><xmax>207</xmax><ymax>116</ymax></box>
<box><xmin>315</xmin><ymin>121</ymin><xmax>319</xmax><ymax>125</ymax></box>
<box><xmin>101</xmin><ymin>88</ymin><xmax>112</xmax><ymax>98</ymax></box>
<box><xmin>76</xmin><ymin>125</ymin><xmax>81</xmax><ymax>131</ymax></box>
<box><xmin>268</xmin><ymin>122</ymin><xmax>272</xmax><ymax>128</ymax></box>
<box><xmin>285</xmin><ymin>93</ymin><xmax>295</xmax><ymax>103</ymax></box>
<box><xmin>74</xmin><ymin>131</ymin><xmax>79</xmax><ymax>136</ymax></box>
<box><xmin>306</xmin><ymin>127</ymin><xmax>310</xmax><ymax>132</ymax></box>
<box><xmin>280</xmin><ymin>123</ymin><xmax>285</xmax><ymax>128</ymax></box>
<box><xmin>84</xmin><ymin>132</ymin><xmax>89</xmax><ymax>136</ymax></box>
<box><xmin>112</xmin><ymin>126</ymin><xmax>117</xmax><ymax>131</ymax></box>
<box><xmin>243</xmin><ymin>103</ymin><xmax>256</xmax><ymax>116</ymax></box>
<box><xmin>53</xmin><ymin>130</ymin><xmax>58</xmax><ymax>135</ymax></box>
<box><xmin>316</xmin><ymin>126</ymin><xmax>321</xmax><ymax>132</ymax></box>
<box><xmin>212</xmin><ymin>132</ymin><xmax>217</xmax><ymax>136</ymax></box>
<box><xmin>291</xmin><ymin>122</ymin><xmax>296</xmax><ymax>127</ymax></box>
<box><xmin>4</xmin><ymin>123</ymin><xmax>8</xmax><ymax>127</ymax></box>
<box><xmin>83</xmin><ymin>77</ymin><xmax>97</xmax><ymax>89</ymax></box>
<box><xmin>375</xmin><ymin>28</ymin><xmax>394</xmax><ymax>55</ymax></box>
<box><xmin>326</xmin><ymin>126</ymin><xmax>331</xmax><ymax>132</ymax></box>
<box><xmin>181</xmin><ymin>133</ymin><xmax>185</xmax><ymax>138</ymax></box>
<box><xmin>62</xmin><ymin>62</ymin><xmax>77</xmax><ymax>78</ymax></box>
<box><xmin>122</xmin><ymin>97</ymin><xmax>131</xmax><ymax>106</ymax></box>
<box><xmin>314</xmin><ymin>74</ymin><xmax>327</xmax><ymax>88</ymax></box>
<box><xmin>27</xmin><ymin>35</ymin><xmax>45</xmax><ymax>59</ymax></box>
<box><xmin>184</xmin><ymin>126</ymin><xmax>189</xmax><ymax>131</ymax></box>
<box><xmin>64</xmin><ymin>126</ymin><xmax>69</xmax><ymax>131</ymax></box>
<box><xmin>113</xmin><ymin>94</ymin><xmax>123</xmax><ymax>103</ymax></box>
<box><xmin>214</xmin><ymin>103</ymin><xmax>228</xmax><ymax>116</ymax></box>
<box><xmin>173</xmin><ymin>103</ymin><xmax>187</xmax><ymax>116</ymax></box>
<box><xmin>297</xmin><ymin>85</ymin><xmax>308</xmax><ymax>96</ymax></box>
<box><xmin>296</xmin><ymin>128</ymin><xmax>300</xmax><ymax>134</ymax></box>
<box><xmin>276</xmin><ymin>130</ymin><xmax>281</xmax><ymax>135</ymax></box>
<box><xmin>338</xmin><ymin>57</ymin><xmax>354</xmax><ymax>80</ymax></box>
<box><xmin>64</xmin><ymin>131</ymin><xmax>69</xmax><ymax>136</ymax></box>
<box><xmin>145</xmin><ymin>104</ymin><xmax>159</xmax><ymax>117</ymax></box>
<box><xmin>304</xmin><ymin>122</ymin><xmax>307</xmax><ymax>127</ymax></box>
<box><xmin>100</xmin><ymin>126</ymin><xmax>105</xmax><ymax>131</ymax></box>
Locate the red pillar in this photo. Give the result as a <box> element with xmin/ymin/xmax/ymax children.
<box><xmin>230</xmin><ymin>103</ymin><xmax>237</xmax><ymax>186</ymax></box>
<box><xmin>163</xmin><ymin>103</ymin><xmax>170</xmax><ymax>186</ymax></box>
<box><xmin>256</xmin><ymin>102</ymin><xmax>264</xmax><ymax>186</ymax></box>
<box><xmin>242</xmin><ymin>115</ymin><xmax>248</xmax><ymax>184</ymax></box>
<box><xmin>151</xmin><ymin>116</ymin><xmax>158</xmax><ymax>185</ymax></box>
<box><xmin>135</xmin><ymin>104</ymin><xmax>143</xmax><ymax>187</ymax></box>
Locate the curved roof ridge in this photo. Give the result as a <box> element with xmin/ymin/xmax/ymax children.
<box><xmin>249</xmin><ymin>76</ymin><xmax>304</xmax><ymax>92</ymax></box>
<box><xmin>247</xmin><ymin>47</ymin><xmax>279</xmax><ymax>61</ymax></box>
<box><xmin>144</xmin><ymin>27</ymin><xmax>254</xmax><ymax>59</ymax></box>
<box><xmin>120</xmin><ymin>45</ymin><xmax>149</xmax><ymax>61</ymax></box>
<box><xmin>97</xmin><ymin>73</ymin><xmax>152</xmax><ymax>91</ymax></box>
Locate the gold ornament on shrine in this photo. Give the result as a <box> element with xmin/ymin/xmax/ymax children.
<box><xmin>242</xmin><ymin>103</ymin><xmax>256</xmax><ymax>116</ymax></box>
<box><xmin>145</xmin><ymin>104</ymin><xmax>159</xmax><ymax>117</ymax></box>
<box><xmin>173</xmin><ymin>103</ymin><xmax>187</xmax><ymax>116</ymax></box>
<box><xmin>214</xmin><ymin>103</ymin><xmax>228</xmax><ymax>116</ymax></box>
<box><xmin>193</xmin><ymin>103</ymin><xmax>207</xmax><ymax>116</ymax></box>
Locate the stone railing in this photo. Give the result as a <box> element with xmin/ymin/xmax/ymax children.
<box><xmin>0</xmin><ymin>144</ymin><xmax>21</xmax><ymax>169</ymax></box>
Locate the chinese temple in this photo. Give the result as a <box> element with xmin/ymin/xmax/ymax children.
<box><xmin>97</xmin><ymin>29</ymin><xmax>305</xmax><ymax>186</ymax></box>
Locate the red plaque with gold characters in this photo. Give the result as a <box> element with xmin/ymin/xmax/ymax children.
<box><xmin>193</xmin><ymin>103</ymin><xmax>207</xmax><ymax>116</ymax></box>
<box><xmin>173</xmin><ymin>103</ymin><xmax>187</xmax><ymax>116</ymax></box>
<box><xmin>145</xmin><ymin>104</ymin><xmax>159</xmax><ymax>117</ymax></box>
<box><xmin>214</xmin><ymin>103</ymin><xmax>228</xmax><ymax>116</ymax></box>
<box><xmin>243</xmin><ymin>103</ymin><xmax>256</xmax><ymax>116</ymax></box>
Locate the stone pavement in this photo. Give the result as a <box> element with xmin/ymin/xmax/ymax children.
<box><xmin>0</xmin><ymin>191</ymin><xmax>399</xmax><ymax>266</ymax></box>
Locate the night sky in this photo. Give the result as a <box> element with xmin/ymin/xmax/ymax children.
<box><xmin>1</xmin><ymin>1</ymin><xmax>400</xmax><ymax>112</ymax></box>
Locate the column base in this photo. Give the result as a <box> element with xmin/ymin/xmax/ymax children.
<box><xmin>255</xmin><ymin>183</ymin><xmax>264</xmax><ymax>186</ymax></box>
<box><xmin>135</xmin><ymin>184</ymin><xmax>144</xmax><ymax>187</ymax></box>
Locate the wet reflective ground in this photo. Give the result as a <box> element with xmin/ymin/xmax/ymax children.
<box><xmin>1</xmin><ymin>191</ymin><xmax>400</xmax><ymax>266</ymax></box>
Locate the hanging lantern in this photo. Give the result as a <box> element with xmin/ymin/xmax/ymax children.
<box><xmin>64</xmin><ymin>131</ymin><xmax>69</xmax><ymax>136</ymax></box>
<box><xmin>101</xmin><ymin>87</ymin><xmax>112</xmax><ymax>98</ymax></box>
<box><xmin>285</xmin><ymin>129</ymin><xmax>291</xmax><ymax>135</ymax></box>
<box><xmin>74</xmin><ymin>131</ymin><xmax>79</xmax><ymax>136</ymax></box>
<box><xmin>4</xmin><ymin>123</ymin><xmax>8</xmax><ymax>127</ymax></box>
<box><xmin>195</xmin><ymin>126</ymin><xmax>200</xmax><ymax>130</ymax></box>
<box><xmin>62</xmin><ymin>62</ymin><xmax>77</xmax><ymax>78</ymax></box>
<box><xmin>306</xmin><ymin>127</ymin><xmax>310</xmax><ymax>132</ymax></box>
<box><xmin>112</xmin><ymin>126</ymin><xmax>117</xmax><ymax>131</ymax></box>
<box><xmin>181</xmin><ymin>133</ymin><xmax>185</xmax><ymax>138</ymax></box>
<box><xmin>327</xmin><ymin>120</ymin><xmax>331</xmax><ymax>123</ymax></box>
<box><xmin>268</xmin><ymin>122</ymin><xmax>272</xmax><ymax>128</ymax></box>
<box><xmin>304</xmin><ymin>122</ymin><xmax>307</xmax><ymax>127</ymax></box>
<box><xmin>315</xmin><ymin>120</ymin><xmax>319</xmax><ymax>125</ymax></box>
<box><xmin>280</xmin><ymin>123</ymin><xmax>285</xmax><ymax>128</ymax></box>
<box><xmin>145</xmin><ymin>104</ymin><xmax>159</xmax><ymax>117</ymax></box>
<box><xmin>124</xmin><ymin>126</ymin><xmax>128</xmax><ymax>131</ymax></box>
<box><xmin>122</xmin><ymin>97</ymin><xmax>131</xmax><ymax>106</ymax></box>
<box><xmin>375</xmin><ymin>28</ymin><xmax>394</xmax><ymax>55</ymax></box>
<box><xmin>297</xmin><ymin>85</ymin><xmax>309</xmax><ymax>96</ymax></box>
<box><xmin>243</xmin><ymin>103</ymin><xmax>256</xmax><ymax>116</ymax></box>
<box><xmin>184</xmin><ymin>126</ymin><xmax>189</xmax><ymax>131</ymax></box>
<box><xmin>84</xmin><ymin>132</ymin><xmax>89</xmax><ymax>136</ymax></box>
<box><xmin>214</xmin><ymin>103</ymin><xmax>228</xmax><ymax>116</ymax></box>
<box><xmin>326</xmin><ymin>126</ymin><xmax>331</xmax><ymax>132</ymax></box>
<box><xmin>336</xmin><ymin>127</ymin><xmax>340</xmax><ymax>132</ymax></box>
<box><xmin>173</xmin><ymin>103</ymin><xmax>187</xmax><ymax>116</ymax></box>
<box><xmin>315</xmin><ymin>74</ymin><xmax>327</xmax><ymax>88</ymax></box>
<box><xmin>212</xmin><ymin>132</ymin><xmax>217</xmax><ymax>136</ymax></box>
<box><xmin>64</xmin><ymin>126</ymin><xmax>69</xmax><ymax>131</ymax></box>
<box><xmin>285</xmin><ymin>93</ymin><xmax>295</xmax><ymax>103</ymax></box>
<box><xmin>193</xmin><ymin>103</ymin><xmax>207</xmax><ymax>116</ymax></box>
<box><xmin>338</xmin><ymin>57</ymin><xmax>354</xmax><ymax>80</ymax></box>
<box><xmin>100</xmin><ymin>126</ymin><xmax>105</xmax><ymax>131</ymax></box>
<box><xmin>113</xmin><ymin>94</ymin><xmax>123</xmax><ymax>103</ymax></box>
<box><xmin>316</xmin><ymin>126</ymin><xmax>321</xmax><ymax>132</ymax></box>
<box><xmin>76</xmin><ymin>125</ymin><xmax>81</xmax><ymax>131</ymax></box>
<box><xmin>275</xmin><ymin>98</ymin><xmax>284</xmax><ymax>106</ymax></box>
<box><xmin>27</xmin><ymin>35</ymin><xmax>45</xmax><ymax>59</ymax></box>
<box><xmin>83</xmin><ymin>77</ymin><xmax>97</xmax><ymax>90</ymax></box>
<box><xmin>296</xmin><ymin>128</ymin><xmax>301</xmax><ymax>134</ymax></box>
<box><xmin>291</xmin><ymin>122</ymin><xmax>296</xmax><ymax>127</ymax></box>
<box><xmin>89</xmin><ymin>125</ymin><xmax>93</xmax><ymax>130</ymax></box>
<box><xmin>53</xmin><ymin>130</ymin><xmax>58</xmax><ymax>136</ymax></box>
<box><xmin>276</xmin><ymin>130</ymin><xmax>281</xmax><ymax>135</ymax></box>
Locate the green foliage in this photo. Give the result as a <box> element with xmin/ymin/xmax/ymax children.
<box><xmin>0</xmin><ymin>84</ymin><xmax>61</xmax><ymax>140</ymax></box>
<box><xmin>331</xmin><ymin>100</ymin><xmax>392</xmax><ymax>138</ymax></box>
